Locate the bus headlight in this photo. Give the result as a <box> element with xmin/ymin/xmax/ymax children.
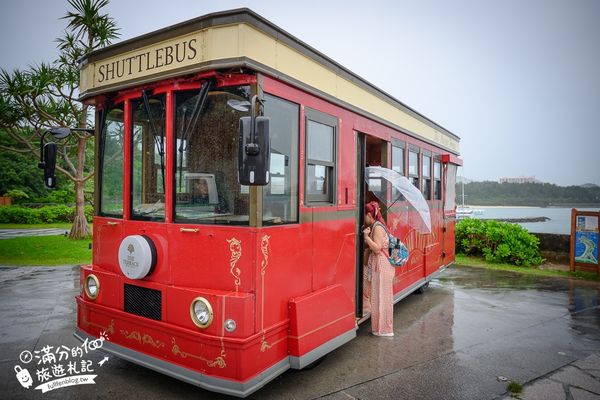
<box><xmin>84</xmin><ymin>274</ymin><xmax>100</xmax><ymax>300</ymax></box>
<box><xmin>190</xmin><ymin>297</ymin><xmax>213</xmax><ymax>328</ymax></box>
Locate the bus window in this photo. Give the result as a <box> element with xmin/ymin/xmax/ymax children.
<box><xmin>99</xmin><ymin>104</ymin><xmax>125</xmax><ymax>217</ymax></box>
<box><xmin>305</xmin><ymin>109</ymin><xmax>337</xmax><ymax>204</ymax></box>
<box><xmin>391</xmin><ymin>142</ymin><xmax>405</xmax><ymax>202</ymax></box>
<box><xmin>408</xmin><ymin>148</ymin><xmax>419</xmax><ymax>189</ymax></box>
<box><xmin>391</xmin><ymin>145</ymin><xmax>405</xmax><ymax>175</ymax></box>
<box><xmin>434</xmin><ymin>159</ymin><xmax>442</xmax><ymax>200</ymax></box>
<box><xmin>262</xmin><ymin>94</ymin><xmax>299</xmax><ymax>224</ymax></box>
<box><xmin>131</xmin><ymin>93</ymin><xmax>166</xmax><ymax>221</ymax></box>
<box><xmin>422</xmin><ymin>153</ymin><xmax>431</xmax><ymax>200</ymax></box>
<box><xmin>173</xmin><ymin>86</ymin><xmax>252</xmax><ymax>224</ymax></box>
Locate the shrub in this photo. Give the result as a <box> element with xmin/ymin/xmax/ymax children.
<box><xmin>0</xmin><ymin>206</ymin><xmax>37</xmax><ymax>224</ymax></box>
<box><xmin>3</xmin><ymin>189</ymin><xmax>29</xmax><ymax>204</ymax></box>
<box><xmin>455</xmin><ymin>219</ymin><xmax>544</xmax><ymax>266</ymax></box>
<box><xmin>33</xmin><ymin>189</ymin><xmax>75</xmax><ymax>204</ymax></box>
<box><xmin>38</xmin><ymin>205</ymin><xmax>74</xmax><ymax>223</ymax></box>
<box><xmin>85</xmin><ymin>205</ymin><xmax>93</xmax><ymax>223</ymax></box>
<box><xmin>0</xmin><ymin>205</ymin><xmax>93</xmax><ymax>224</ymax></box>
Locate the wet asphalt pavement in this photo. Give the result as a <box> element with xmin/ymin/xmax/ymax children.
<box><xmin>1</xmin><ymin>265</ymin><xmax>600</xmax><ymax>399</ymax></box>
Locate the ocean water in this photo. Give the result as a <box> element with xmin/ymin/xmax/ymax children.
<box><xmin>470</xmin><ymin>207</ymin><xmax>600</xmax><ymax>235</ymax></box>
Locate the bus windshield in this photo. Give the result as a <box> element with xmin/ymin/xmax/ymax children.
<box><xmin>131</xmin><ymin>93</ymin><xmax>166</xmax><ymax>221</ymax></box>
<box><xmin>99</xmin><ymin>104</ymin><xmax>125</xmax><ymax>217</ymax></box>
<box><xmin>174</xmin><ymin>85</ymin><xmax>252</xmax><ymax>224</ymax></box>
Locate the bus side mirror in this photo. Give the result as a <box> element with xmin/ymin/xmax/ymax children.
<box><xmin>238</xmin><ymin>116</ymin><xmax>270</xmax><ymax>186</ymax></box>
<box><xmin>42</xmin><ymin>142</ymin><xmax>57</xmax><ymax>189</ymax></box>
<box><xmin>38</xmin><ymin>127</ymin><xmax>72</xmax><ymax>189</ymax></box>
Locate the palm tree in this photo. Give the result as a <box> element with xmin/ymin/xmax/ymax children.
<box><xmin>59</xmin><ymin>0</ymin><xmax>119</xmax><ymax>239</ymax></box>
<box><xmin>62</xmin><ymin>0</ymin><xmax>119</xmax><ymax>51</ymax></box>
<box><xmin>0</xmin><ymin>0</ymin><xmax>119</xmax><ymax>239</ymax></box>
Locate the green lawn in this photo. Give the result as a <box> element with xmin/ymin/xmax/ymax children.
<box><xmin>455</xmin><ymin>254</ymin><xmax>599</xmax><ymax>281</ymax></box>
<box><xmin>0</xmin><ymin>235</ymin><xmax>92</xmax><ymax>266</ymax></box>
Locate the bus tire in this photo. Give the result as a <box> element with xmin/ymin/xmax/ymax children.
<box><xmin>416</xmin><ymin>282</ymin><xmax>429</xmax><ymax>294</ymax></box>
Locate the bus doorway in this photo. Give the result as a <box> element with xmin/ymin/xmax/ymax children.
<box><xmin>355</xmin><ymin>132</ymin><xmax>388</xmax><ymax>319</ymax></box>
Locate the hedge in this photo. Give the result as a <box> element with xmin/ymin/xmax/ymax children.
<box><xmin>455</xmin><ymin>218</ymin><xmax>544</xmax><ymax>266</ymax></box>
<box><xmin>0</xmin><ymin>205</ymin><xmax>93</xmax><ymax>224</ymax></box>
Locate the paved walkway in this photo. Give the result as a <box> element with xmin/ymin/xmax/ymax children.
<box><xmin>0</xmin><ymin>228</ymin><xmax>69</xmax><ymax>239</ymax></box>
<box><xmin>501</xmin><ymin>353</ymin><xmax>600</xmax><ymax>399</ymax></box>
<box><xmin>7</xmin><ymin>265</ymin><xmax>599</xmax><ymax>399</ymax></box>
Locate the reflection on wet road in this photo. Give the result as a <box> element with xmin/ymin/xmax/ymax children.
<box><xmin>1</xmin><ymin>265</ymin><xmax>599</xmax><ymax>399</ymax></box>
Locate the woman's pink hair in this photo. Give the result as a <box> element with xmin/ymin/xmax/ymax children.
<box><xmin>365</xmin><ymin>201</ymin><xmax>386</xmax><ymax>226</ymax></box>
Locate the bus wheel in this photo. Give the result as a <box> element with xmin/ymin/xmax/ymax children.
<box><xmin>416</xmin><ymin>282</ymin><xmax>429</xmax><ymax>294</ymax></box>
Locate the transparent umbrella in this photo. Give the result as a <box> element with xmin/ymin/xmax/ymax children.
<box><xmin>365</xmin><ymin>166</ymin><xmax>432</xmax><ymax>233</ymax></box>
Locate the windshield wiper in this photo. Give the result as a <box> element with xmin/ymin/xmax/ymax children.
<box><xmin>142</xmin><ymin>89</ymin><xmax>166</xmax><ymax>194</ymax></box>
<box><xmin>97</xmin><ymin>103</ymin><xmax>110</xmax><ymax>171</ymax></box>
<box><xmin>177</xmin><ymin>80</ymin><xmax>213</xmax><ymax>191</ymax></box>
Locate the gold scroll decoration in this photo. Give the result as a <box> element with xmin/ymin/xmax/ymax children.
<box><xmin>120</xmin><ymin>329</ymin><xmax>165</xmax><ymax>349</ymax></box>
<box><xmin>260</xmin><ymin>234</ymin><xmax>271</xmax><ymax>352</ymax></box>
<box><xmin>227</xmin><ymin>238</ymin><xmax>242</xmax><ymax>292</ymax></box>
<box><xmin>171</xmin><ymin>338</ymin><xmax>226</xmax><ymax>368</ymax></box>
<box><xmin>82</xmin><ymin>313</ymin><xmax>115</xmax><ymax>335</ymax></box>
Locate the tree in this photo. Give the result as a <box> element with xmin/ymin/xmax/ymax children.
<box><xmin>457</xmin><ymin>181</ymin><xmax>600</xmax><ymax>206</ymax></box>
<box><xmin>0</xmin><ymin>0</ymin><xmax>118</xmax><ymax>238</ymax></box>
<box><xmin>0</xmin><ymin>130</ymin><xmax>47</xmax><ymax>199</ymax></box>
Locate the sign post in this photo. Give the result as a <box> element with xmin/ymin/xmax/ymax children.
<box><xmin>570</xmin><ymin>209</ymin><xmax>600</xmax><ymax>274</ymax></box>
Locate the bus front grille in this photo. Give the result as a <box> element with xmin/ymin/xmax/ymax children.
<box><xmin>124</xmin><ymin>284</ymin><xmax>162</xmax><ymax>321</ymax></box>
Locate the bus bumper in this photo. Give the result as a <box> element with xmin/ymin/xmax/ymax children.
<box><xmin>74</xmin><ymin>328</ymin><xmax>289</xmax><ymax>397</ymax></box>
<box><xmin>75</xmin><ymin>295</ymin><xmax>290</xmax><ymax>398</ymax></box>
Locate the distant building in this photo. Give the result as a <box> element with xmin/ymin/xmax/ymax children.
<box><xmin>499</xmin><ymin>176</ymin><xmax>538</xmax><ymax>184</ymax></box>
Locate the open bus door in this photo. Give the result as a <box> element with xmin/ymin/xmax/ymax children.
<box><xmin>441</xmin><ymin>154</ymin><xmax>461</xmax><ymax>262</ymax></box>
<box><xmin>355</xmin><ymin>132</ymin><xmax>388</xmax><ymax>319</ymax></box>
<box><xmin>356</xmin><ymin>132</ymin><xmax>366</xmax><ymax>317</ymax></box>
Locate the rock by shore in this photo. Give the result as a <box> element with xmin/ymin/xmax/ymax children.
<box><xmin>481</xmin><ymin>216</ymin><xmax>551</xmax><ymax>223</ymax></box>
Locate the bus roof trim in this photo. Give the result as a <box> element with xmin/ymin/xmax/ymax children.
<box><xmin>80</xmin><ymin>8</ymin><xmax>460</xmax><ymax>143</ymax></box>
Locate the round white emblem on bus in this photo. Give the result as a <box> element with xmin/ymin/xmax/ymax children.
<box><xmin>118</xmin><ymin>235</ymin><xmax>157</xmax><ymax>279</ymax></box>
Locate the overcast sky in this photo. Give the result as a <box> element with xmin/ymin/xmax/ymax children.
<box><xmin>1</xmin><ymin>0</ymin><xmax>598</xmax><ymax>186</ymax></box>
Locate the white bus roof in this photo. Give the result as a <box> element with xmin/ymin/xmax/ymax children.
<box><xmin>80</xmin><ymin>8</ymin><xmax>460</xmax><ymax>154</ymax></box>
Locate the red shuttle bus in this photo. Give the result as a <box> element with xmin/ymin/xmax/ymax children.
<box><xmin>74</xmin><ymin>8</ymin><xmax>462</xmax><ymax>397</ymax></box>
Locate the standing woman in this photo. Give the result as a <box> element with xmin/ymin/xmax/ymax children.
<box><xmin>363</xmin><ymin>201</ymin><xmax>395</xmax><ymax>337</ymax></box>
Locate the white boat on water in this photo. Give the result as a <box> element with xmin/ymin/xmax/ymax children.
<box><xmin>456</xmin><ymin>181</ymin><xmax>484</xmax><ymax>219</ymax></box>
<box><xmin>456</xmin><ymin>206</ymin><xmax>484</xmax><ymax>219</ymax></box>
<box><xmin>456</xmin><ymin>206</ymin><xmax>473</xmax><ymax>219</ymax></box>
